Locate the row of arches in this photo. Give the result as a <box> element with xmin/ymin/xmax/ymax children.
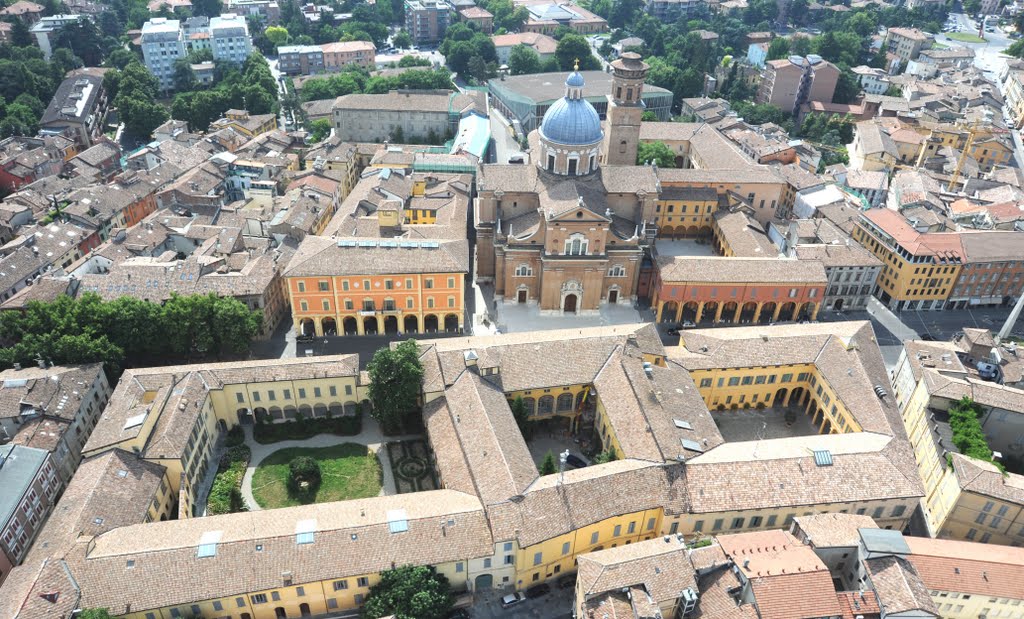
<box><xmin>518</xmin><ymin>391</ymin><xmax>587</xmax><ymax>416</ymax></box>
<box><xmin>657</xmin><ymin>300</ymin><xmax>818</xmax><ymax>325</ymax></box>
<box><xmin>238</xmin><ymin>402</ymin><xmax>360</xmax><ymax>424</ymax></box>
<box><xmin>298</xmin><ymin>314</ymin><xmax>461</xmax><ymax>337</ymax></box>
<box><xmin>657</xmin><ymin>225</ymin><xmax>712</xmax><ymax>240</ymax></box>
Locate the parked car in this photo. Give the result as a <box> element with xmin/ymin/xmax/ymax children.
<box><xmin>681</xmin><ymin>320</ymin><xmax>696</xmax><ymax>328</ymax></box>
<box><xmin>666</xmin><ymin>327</ymin><xmax>680</xmax><ymax>336</ymax></box>
<box><xmin>501</xmin><ymin>593</ymin><xmax>526</xmax><ymax>608</ymax></box>
<box><xmin>525</xmin><ymin>583</ymin><xmax>551</xmax><ymax>599</ymax></box>
<box><xmin>566</xmin><ymin>454</ymin><xmax>588</xmax><ymax>469</ymax></box>
<box><xmin>448</xmin><ymin>609</ymin><xmax>470</xmax><ymax>619</ymax></box>
<box><xmin>557</xmin><ymin>574</ymin><xmax>577</xmax><ymax>589</ymax></box>
<box><xmin>920</xmin><ymin>334</ymin><xmax>937</xmax><ymax>341</ymax></box>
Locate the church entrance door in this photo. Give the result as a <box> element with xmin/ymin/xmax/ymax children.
<box><xmin>564</xmin><ymin>294</ymin><xmax>578</xmax><ymax>313</ymax></box>
<box><xmin>518</xmin><ymin>290</ymin><xmax>527</xmax><ymax>303</ymax></box>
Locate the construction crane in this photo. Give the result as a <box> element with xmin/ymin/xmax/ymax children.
<box><xmin>948</xmin><ymin>119</ymin><xmax>983</xmax><ymax>191</ymax></box>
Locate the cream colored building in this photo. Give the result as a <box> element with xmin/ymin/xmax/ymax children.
<box><xmin>331</xmin><ymin>90</ymin><xmax>483</xmax><ymax>143</ymax></box>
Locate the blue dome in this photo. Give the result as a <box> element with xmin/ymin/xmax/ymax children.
<box><xmin>540</xmin><ymin>96</ymin><xmax>603</xmax><ymax>145</ymax></box>
<box><xmin>565</xmin><ymin>71</ymin><xmax>585</xmax><ymax>87</ymax></box>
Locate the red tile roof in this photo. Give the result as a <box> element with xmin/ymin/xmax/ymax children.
<box><xmin>905</xmin><ymin>536</ymin><xmax>1024</xmax><ymax>600</ymax></box>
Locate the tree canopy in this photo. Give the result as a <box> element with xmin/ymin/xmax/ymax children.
<box><xmin>0</xmin><ymin>293</ymin><xmax>263</xmax><ymax>376</ymax></box>
<box><xmin>637</xmin><ymin>141</ymin><xmax>677</xmax><ymax>168</ymax></box>
<box><xmin>366</xmin><ymin>340</ymin><xmax>424</xmax><ymax>434</ymax></box>
<box><xmin>172</xmin><ymin>52</ymin><xmax>278</xmax><ymax>131</ymax></box>
<box><xmin>109</xmin><ymin>60</ymin><xmax>169</xmax><ymax>138</ymax></box>
<box><xmin>361</xmin><ymin>565</ymin><xmax>453</xmax><ymax>619</ymax></box>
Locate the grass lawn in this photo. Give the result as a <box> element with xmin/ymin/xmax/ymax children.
<box><xmin>251</xmin><ymin>443</ymin><xmax>382</xmax><ymax>508</ymax></box>
<box><xmin>945</xmin><ymin>32</ymin><xmax>987</xmax><ymax>43</ymax></box>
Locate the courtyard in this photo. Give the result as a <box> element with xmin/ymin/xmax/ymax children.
<box><xmin>386</xmin><ymin>439</ymin><xmax>440</xmax><ymax>493</ymax></box>
<box><xmin>250</xmin><ymin>443</ymin><xmax>383</xmax><ymax>508</ymax></box>
<box><xmin>710</xmin><ymin>405</ymin><xmax>820</xmax><ymax>442</ymax></box>
<box><xmin>493</xmin><ymin>300</ymin><xmax>644</xmax><ymax>333</ymax></box>
<box><xmin>656</xmin><ymin>238</ymin><xmax>718</xmax><ymax>258</ymax></box>
<box><xmin>525</xmin><ymin>420</ymin><xmax>595</xmax><ymax>472</ymax></box>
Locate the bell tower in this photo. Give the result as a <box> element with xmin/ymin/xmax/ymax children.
<box><xmin>602</xmin><ymin>52</ymin><xmax>649</xmax><ymax>167</ymax></box>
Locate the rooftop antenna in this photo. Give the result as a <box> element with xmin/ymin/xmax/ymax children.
<box><xmin>558</xmin><ymin>449</ymin><xmax>569</xmax><ymax>485</ymax></box>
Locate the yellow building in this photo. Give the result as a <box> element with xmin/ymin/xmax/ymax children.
<box><xmin>852</xmin><ymin>208</ymin><xmax>963</xmax><ymax>311</ymax></box>
<box><xmin>2</xmin><ymin>323</ymin><xmax>926</xmax><ymax>619</ymax></box>
<box><xmin>655</xmin><ymin>186</ymin><xmax>720</xmax><ymax>238</ymax></box>
<box><xmin>210</xmin><ymin>109</ymin><xmax>279</xmax><ymax>138</ymax></box>
<box><xmin>907</xmin><ymin>536</ymin><xmax>1024</xmax><ymax>619</ymax></box>
<box><xmin>303</xmin><ymin>137</ymin><xmax>362</xmax><ymax>201</ymax></box>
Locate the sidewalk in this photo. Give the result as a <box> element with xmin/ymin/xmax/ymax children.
<box><xmin>239</xmin><ymin>416</ymin><xmax>421</xmax><ymax>511</ymax></box>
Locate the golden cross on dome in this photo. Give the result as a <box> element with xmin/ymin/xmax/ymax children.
<box><xmin>574</xmin><ymin>58</ymin><xmax>579</xmax><ymax>71</ymax></box>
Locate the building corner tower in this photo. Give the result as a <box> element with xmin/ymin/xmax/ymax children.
<box><xmin>602</xmin><ymin>52</ymin><xmax>650</xmax><ymax>167</ymax></box>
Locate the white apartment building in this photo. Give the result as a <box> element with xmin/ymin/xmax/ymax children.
<box><xmin>141</xmin><ymin>18</ymin><xmax>186</xmax><ymax>91</ymax></box>
<box><xmin>209</xmin><ymin>13</ymin><xmax>252</xmax><ymax>64</ymax></box>
<box><xmin>30</xmin><ymin>14</ymin><xmax>85</xmax><ymax>60</ymax></box>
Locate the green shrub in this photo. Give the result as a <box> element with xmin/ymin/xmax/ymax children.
<box><xmin>252</xmin><ymin>412</ymin><xmax>362</xmax><ymax>444</ymax></box>
<box><xmin>287</xmin><ymin>456</ymin><xmax>321</xmax><ymax>499</ymax></box>
<box><xmin>948</xmin><ymin>397</ymin><xmax>1004</xmax><ymax>472</ymax></box>
<box><xmin>225</xmin><ymin>425</ymin><xmax>245</xmax><ymax>447</ymax></box>
<box><xmin>207</xmin><ymin>445</ymin><xmax>251</xmax><ymax>515</ymax></box>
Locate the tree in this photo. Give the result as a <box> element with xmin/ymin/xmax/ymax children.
<box><xmin>55</xmin><ymin>19</ymin><xmax>107</xmax><ymax>67</ymax></box>
<box><xmin>77</xmin><ymin>610</ymin><xmax>113</xmax><ymax>619</ymax></box>
<box><xmin>511</xmin><ymin>396</ymin><xmax>531</xmax><ymax>439</ymax></box>
<box><xmin>192</xmin><ymin>0</ymin><xmax>223</xmax><ymax>17</ymax></box>
<box><xmin>766</xmin><ymin>37</ymin><xmax>790</xmax><ymax>61</ymax></box>
<box><xmin>287</xmin><ymin>456</ymin><xmax>321</xmax><ymax>499</ymax></box>
<box><xmin>393</xmin><ymin>30</ymin><xmax>413</xmax><ymax>48</ymax></box>
<box><xmin>539</xmin><ymin>450</ymin><xmax>558</xmax><ymax>475</ymax></box>
<box><xmin>508</xmin><ymin>43</ymin><xmax>541</xmax><ymax>74</ymax></box>
<box><xmin>555</xmin><ymin>34</ymin><xmax>599</xmax><ymax>71</ymax></box>
<box><xmin>636</xmin><ymin>141</ymin><xmax>676</xmax><ymax>167</ymax></box>
<box><xmin>265</xmin><ymin>25</ymin><xmax>290</xmax><ymax>47</ymax></box>
<box><xmin>397</xmin><ymin>54</ymin><xmax>431</xmax><ymax>67</ymax></box>
<box><xmin>308</xmin><ymin>118</ymin><xmax>331</xmax><ymax>141</ymax></box>
<box><xmin>361</xmin><ymin>565</ymin><xmax>453</xmax><ymax>619</ymax></box>
<box><xmin>105</xmin><ymin>48</ymin><xmax>139</xmax><ymax>70</ymax></box>
<box><xmin>173</xmin><ymin>58</ymin><xmax>197</xmax><ymax>91</ymax></box>
<box><xmin>366</xmin><ymin>340</ymin><xmax>423</xmax><ymax>433</ymax></box>
<box><xmin>593</xmin><ymin>448</ymin><xmax>618</xmax><ymax>464</ymax></box>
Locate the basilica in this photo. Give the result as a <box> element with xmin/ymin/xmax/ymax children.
<box><xmin>475</xmin><ymin>53</ymin><xmax>662</xmax><ymax>314</ymax></box>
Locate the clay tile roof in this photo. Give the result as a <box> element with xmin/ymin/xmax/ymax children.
<box><xmin>905</xmin><ymin>535</ymin><xmax>1024</xmax><ymax>600</ymax></box>
<box><xmin>793</xmin><ymin>513</ymin><xmax>878</xmax><ymax>548</ymax></box>
<box><xmin>865</xmin><ymin>556</ymin><xmax>939</xmax><ymax>616</ymax></box>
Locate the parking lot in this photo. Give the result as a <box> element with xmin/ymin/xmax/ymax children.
<box><xmin>470</xmin><ymin>584</ymin><xmax>575</xmax><ymax>619</ymax></box>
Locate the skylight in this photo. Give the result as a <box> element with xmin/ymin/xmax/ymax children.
<box><xmin>123</xmin><ymin>412</ymin><xmax>147</xmax><ymax>430</ymax></box>
<box><xmin>295</xmin><ymin>519</ymin><xmax>316</xmax><ymax>544</ymax></box>
<box><xmin>197</xmin><ymin>530</ymin><xmax>222</xmax><ymax>558</ymax></box>
<box><xmin>387</xmin><ymin>509</ymin><xmax>409</xmax><ymax>533</ymax></box>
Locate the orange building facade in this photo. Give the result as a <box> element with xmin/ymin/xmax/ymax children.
<box><xmin>287</xmin><ymin>271</ymin><xmax>466</xmax><ymax>337</ymax></box>
<box><xmin>652</xmin><ymin>257</ymin><xmax>828</xmax><ymax>325</ymax></box>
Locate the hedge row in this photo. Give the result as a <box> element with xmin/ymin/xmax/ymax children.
<box><xmin>253</xmin><ymin>413</ymin><xmax>363</xmax><ymax>444</ymax></box>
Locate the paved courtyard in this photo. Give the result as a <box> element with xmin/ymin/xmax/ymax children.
<box><xmin>526</xmin><ymin>432</ymin><xmax>592</xmax><ymax>469</ymax></box>
<box><xmin>710</xmin><ymin>405</ymin><xmax>819</xmax><ymax>442</ymax></box>
<box><xmin>492</xmin><ymin>301</ymin><xmax>644</xmax><ymax>334</ymax></box>
<box><xmin>656</xmin><ymin>239</ymin><xmax>717</xmax><ymax>257</ymax></box>
<box><xmin>471</xmin><ymin>586</ymin><xmax>574</xmax><ymax>619</ymax></box>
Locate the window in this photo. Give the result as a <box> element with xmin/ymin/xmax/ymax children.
<box><xmin>515</xmin><ymin>264</ymin><xmax>532</xmax><ymax>277</ymax></box>
<box><xmin>329</xmin><ymin>386</ymin><xmax>337</xmax><ymax>397</ymax></box>
<box><xmin>750</xmin><ymin>516</ymin><xmax>763</xmax><ymax>527</ymax></box>
<box><xmin>647</xmin><ymin>517</ymin><xmax>655</xmax><ymax>530</ymax></box>
<box><xmin>613</xmin><ymin>524</ymin><xmax>622</xmax><ymax>537</ymax></box>
<box><xmin>694</xmin><ymin>520</ymin><xmax>704</xmax><ymax>532</ymax></box>
<box><xmin>357</xmin><ymin>577</ymin><xmax>369</xmax><ymax>587</ymax></box>
<box><xmin>296</xmin><ymin>587</ymin><xmax>305</xmax><ymax>596</ymax></box>
<box><xmin>237</xmin><ymin>598</ymin><xmax>246</xmax><ymax>608</ymax></box>
<box><xmin>766</xmin><ymin>515</ymin><xmax>777</xmax><ymax>527</ymax></box>
<box><xmin>562</xmin><ymin>541</ymin><xmax>571</xmax><ymax>555</ymax></box>
<box><xmin>355</xmin><ymin>594</ymin><xmax>364</xmax><ymax>604</ymax></box>
<box><xmin>700</xmin><ymin>378</ymin><xmax>712</xmax><ymax>388</ymax></box>
<box><xmin>628</xmin><ymin>521</ymin><xmax>636</xmax><ymax>534</ymax></box>
<box><xmin>728</xmin><ymin>377</ymin><xmax>740</xmax><ymax>386</ymax></box>
<box><xmin>327</xmin><ymin>599</ymin><xmax>338</xmax><ymax>610</ymax></box>
<box><xmin>342</xmin><ymin>280</ymin><xmax>349</xmax><ymax>291</ymax></box>
<box><xmin>731</xmin><ymin>517</ymin><xmax>744</xmax><ymax>529</ymax></box>
<box><xmin>533</xmin><ymin>552</ymin><xmax>543</xmax><ymax>566</ymax></box>
<box><xmin>333</xmin><ymin>580</ymin><xmax>348</xmax><ymax>591</ymax></box>
<box><xmin>322</xmin><ymin>300</ymin><xmax>330</xmax><ymax>311</ymax></box>
<box><xmin>298</xmin><ymin>388</ymin><xmax>306</xmax><ymax>398</ymax></box>
<box><xmin>425</xmin><ymin>278</ymin><xmax>434</xmax><ymax>289</ymax></box>
<box><xmin>385</xmin><ymin>280</ymin><xmax>393</xmax><ymax>290</ymax></box>
<box><xmin>271</xmin><ymin>592</ymin><xmax>280</xmax><ymax>601</ymax></box>
<box><xmin>236</xmin><ymin>392</ymin><xmax>244</xmax><ymax>403</ymax></box>
<box><xmin>268</xmin><ymin>390</ymin><xmax>276</xmax><ymax>401</ymax></box>
<box><xmin>590</xmin><ymin>531</ymin><xmax>599</xmax><ymax>545</ymax></box>
<box><xmin>448</xmin><ymin>277</ymin><xmax>455</xmax><ymax>288</ymax></box>
<box><xmin>484</xmin><ymin>558</ymin><xmax>492</xmax><ymax>568</ymax></box>
<box><xmin>297</xmin><ymin>281</ymin><xmax>305</xmax><ymax>292</ymax></box>
<box><xmin>872</xmin><ymin>507</ymin><xmax>884</xmax><ymax>519</ymax></box>
<box><xmin>565</xmin><ymin>234</ymin><xmax>589</xmax><ymax>256</ymax></box>
<box><xmin>251</xmin><ymin>594</ymin><xmax>268</xmax><ymax>604</ymax></box>
<box><xmin>608</xmin><ymin>264</ymin><xmax>626</xmax><ymax>277</ymax></box>
<box><xmin>712</xmin><ymin>519</ymin><xmax>723</xmax><ymax>531</ymax></box>
<box><xmin>300</xmin><ymin>301</ymin><xmax>308</xmax><ymax>312</ymax></box>
<box><xmin>284</xmin><ymin>389</ymin><xmax>291</xmax><ymax>399</ymax></box>
<box><xmin>318</xmin><ymin>281</ymin><xmax>329</xmax><ymax>291</ymax></box>
<box><xmin>170</xmin><ymin>610</ymin><xmax>181</xmax><ymax>618</ymax></box>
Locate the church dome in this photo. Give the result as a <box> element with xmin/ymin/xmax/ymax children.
<box><xmin>539</xmin><ymin>72</ymin><xmax>603</xmax><ymax>146</ymax></box>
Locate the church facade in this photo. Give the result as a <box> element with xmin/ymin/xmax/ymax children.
<box><xmin>475</xmin><ymin>54</ymin><xmax>660</xmax><ymax>314</ymax></box>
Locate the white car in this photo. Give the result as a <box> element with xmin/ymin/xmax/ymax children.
<box><xmin>501</xmin><ymin>593</ymin><xmax>526</xmax><ymax>609</ymax></box>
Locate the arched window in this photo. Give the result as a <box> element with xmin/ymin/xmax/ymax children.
<box><xmin>538</xmin><ymin>395</ymin><xmax>554</xmax><ymax>415</ymax></box>
<box><xmin>565</xmin><ymin>233</ymin><xmax>588</xmax><ymax>256</ymax></box>
<box><xmin>515</xmin><ymin>264</ymin><xmax>533</xmax><ymax>277</ymax></box>
<box><xmin>589</xmin><ymin>154</ymin><xmax>596</xmax><ymax>172</ymax></box>
<box><xmin>608</xmin><ymin>264</ymin><xmax>626</xmax><ymax>277</ymax></box>
<box><xmin>619</xmin><ymin>140</ymin><xmax>627</xmax><ymax>154</ymax></box>
<box><xmin>556</xmin><ymin>393</ymin><xmax>574</xmax><ymax>411</ymax></box>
